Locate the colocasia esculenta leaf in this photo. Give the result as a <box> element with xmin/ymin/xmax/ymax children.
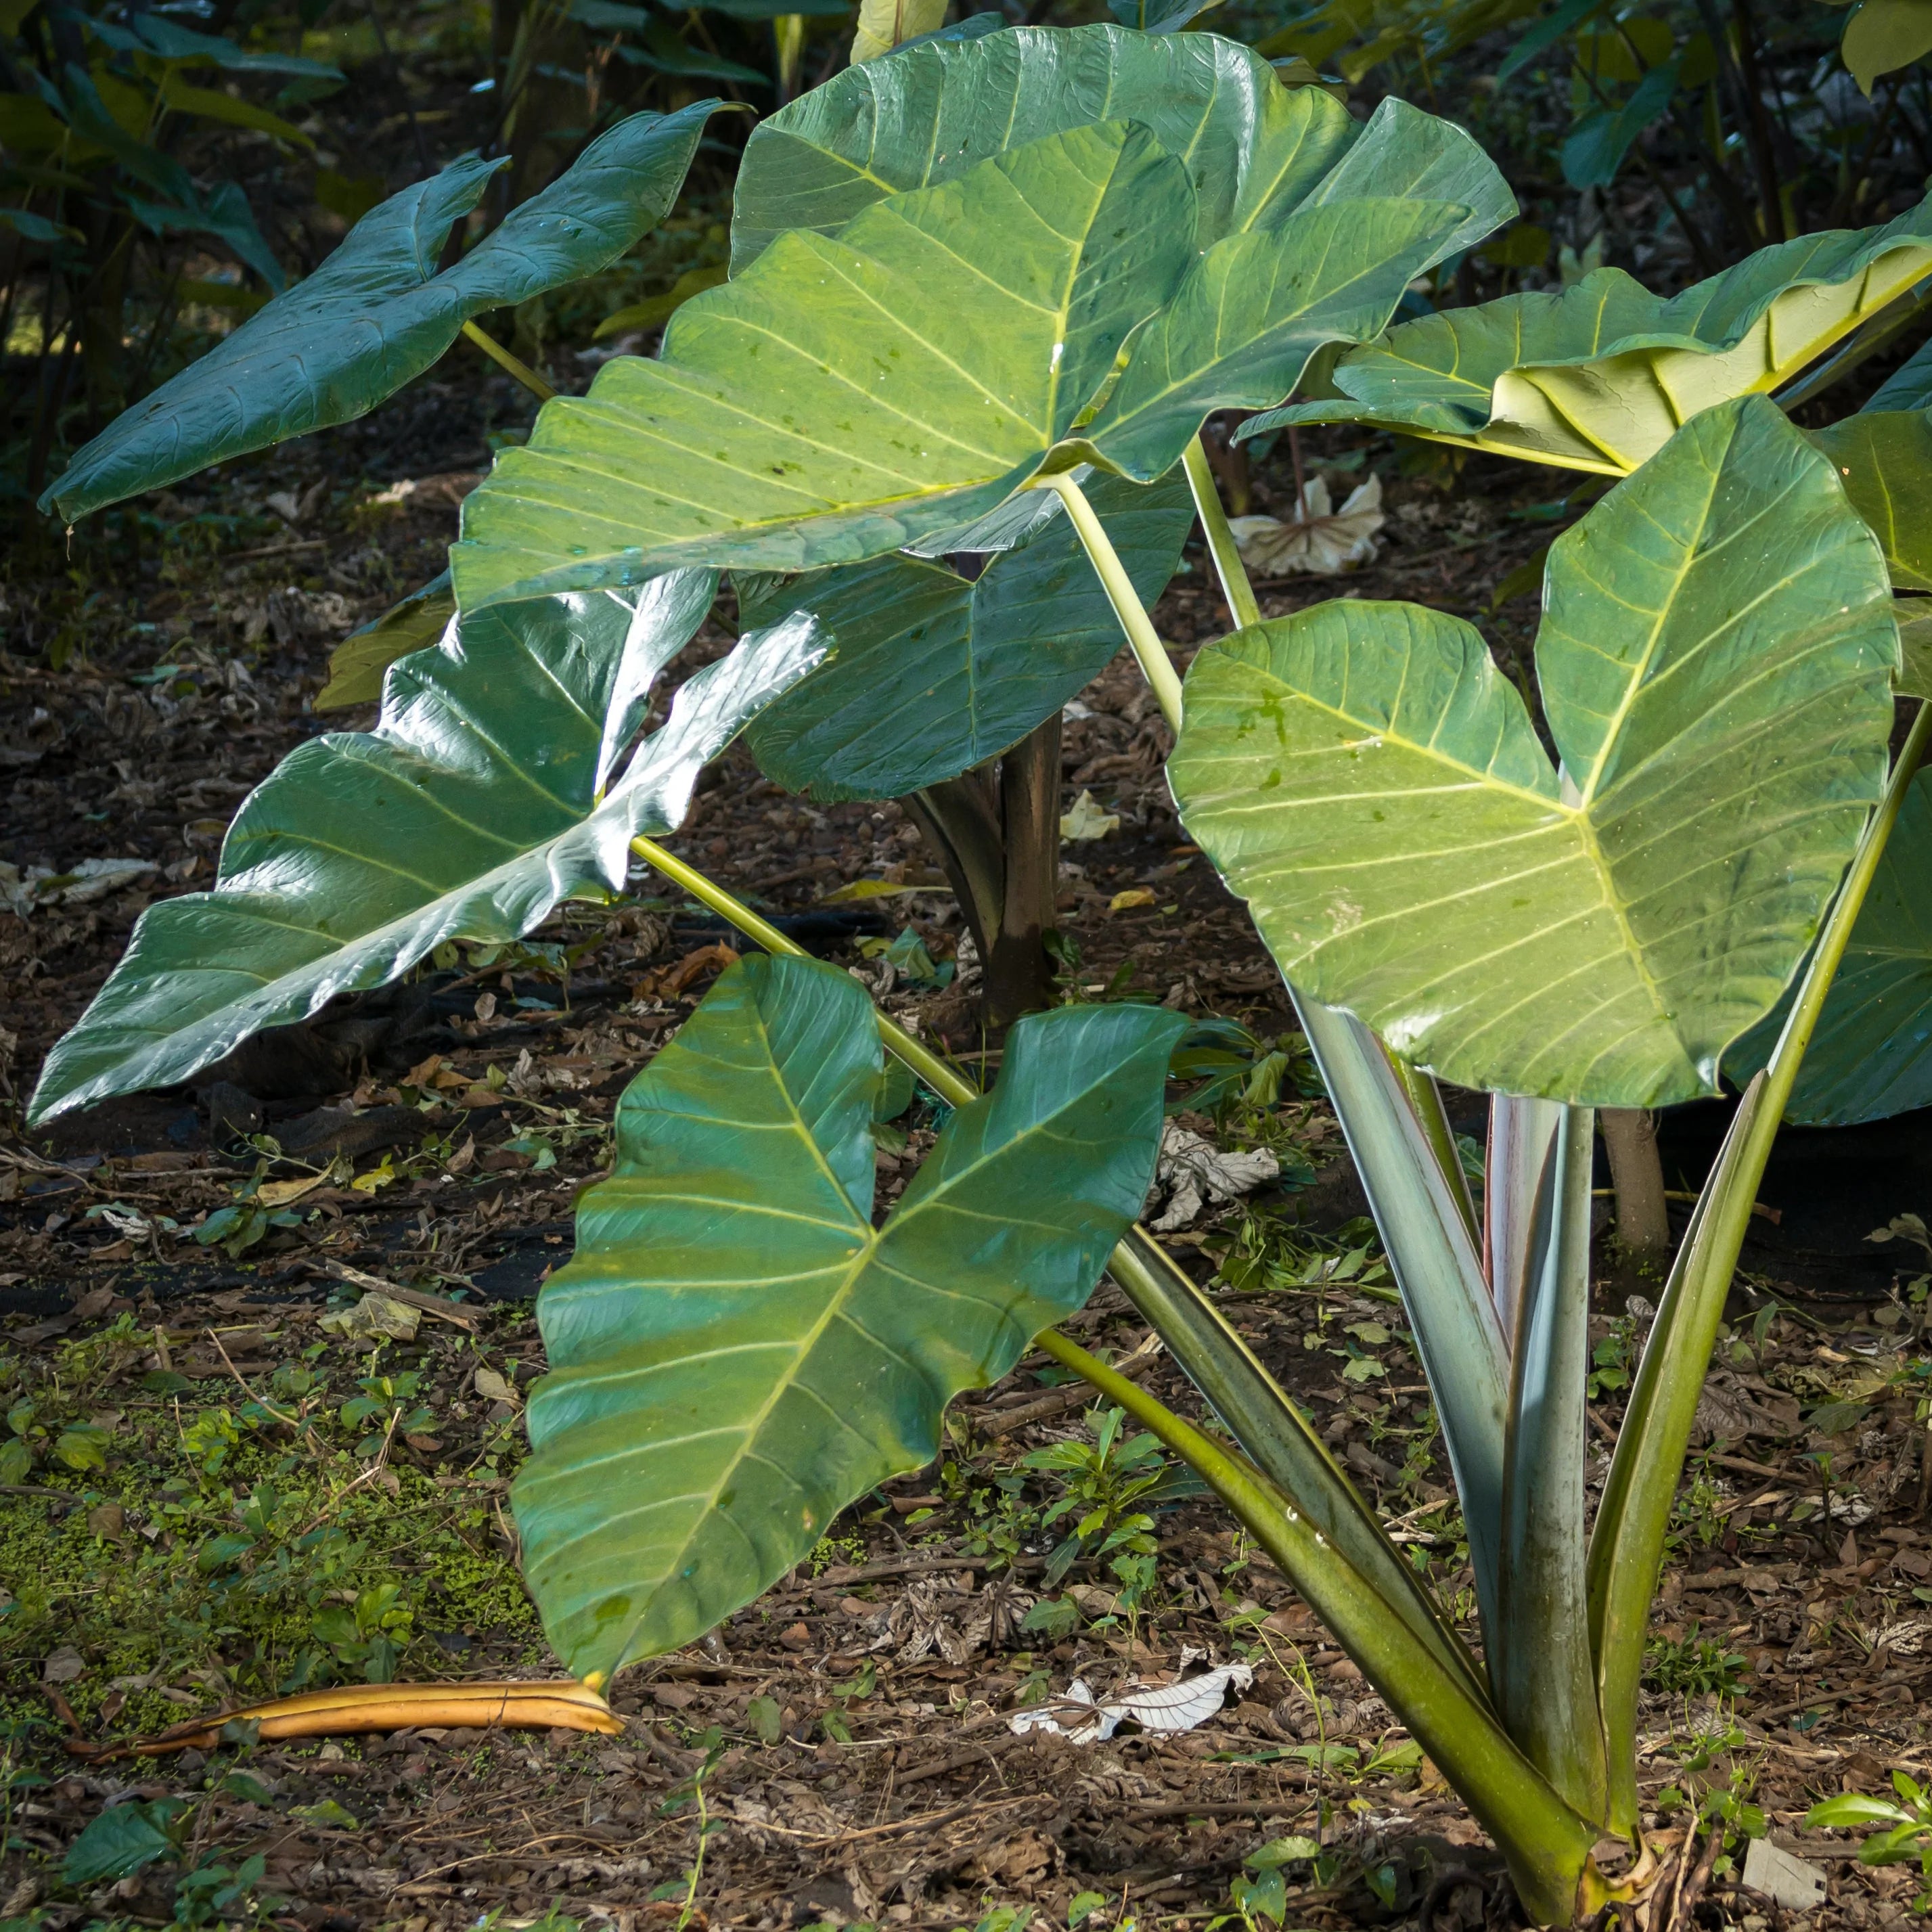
<box><xmin>514</xmin><ymin>952</ymin><xmax>1185</xmax><ymax>1680</ymax></box>
<box><xmin>1171</xmin><ymin>396</ymin><xmax>1898</xmax><ymax>1108</ymax></box>
<box><xmin>28</xmin><ymin>579</ymin><xmax>824</xmax><ymax>1124</ymax></box>
<box><xmin>42</xmin><ymin>103</ymin><xmax>721</xmax><ymax>523</ymax></box>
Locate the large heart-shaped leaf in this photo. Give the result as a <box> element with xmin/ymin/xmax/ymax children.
<box><xmin>41</xmin><ymin>103</ymin><xmax>719</xmax><ymax>523</ymax></box>
<box><xmin>742</xmin><ymin>470</ymin><xmax>1192</xmax><ymax>799</ymax></box>
<box><xmin>1809</xmin><ymin>410</ymin><xmax>1932</xmax><ymax>592</ymax></box>
<box><xmin>451</xmin><ymin>121</ymin><xmax>1197</xmax><ymax>612</ymax></box>
<box><xmin>1171</xmin><ymin>397</ymin><xmax>1897</xmax><ymax>1107</ymax></box>
<box><xmin>27</xmin><ymin>578</ymin><xmax>825</xmax><ymax>1125</ymax></box>
<box><xmin>1726</xmin><ymin>769</ymin><xmax>1932</xmax><ymax>1125</ymax></box>
<box><xmin>733</xmin><ymin>26</ymin><xmax>1508</xmax><ymax>264</ymax></box>
<box><xmin>514</xmin><ymin>953</ymin><xmax>1184</xmax><ymax>1680</ymax></box>
<box><xmin>1247</xmin><ymin>195</ymin><xmax>1932</xmax><ymax>474</ymax></box>
<box><xmin>732</xmin><ymin>24</ymin><xmax>1510</xmax><ymax>485</ymax></box>
<box><xmin>728</xmin><ymin>24</ymin><xmax>1358</xmax><ymax>267</ymax></box>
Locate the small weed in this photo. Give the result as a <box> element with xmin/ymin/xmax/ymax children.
<box><xmin>1021</xmin><ymin>1404</ymin><xmax>1165</xmax><ymax>1590</ymax></box>
<box><xmin>1644</xmin><ymin>1625</ymin><xmax>1748</xmax><ymax>1697</ymax></box>
<box><xmin>1809</xmin><ymin>1770</ymin><xmax>1932</xmax><ymax>1908</ymax></box>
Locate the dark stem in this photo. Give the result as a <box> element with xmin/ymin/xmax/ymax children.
<box><xmin>1600</xmin><ymin>1108</ymin><xmax>1671</xmax><ymax>1257</ymax></box>
<box><xmin>985</xmin><ymin>714</ymin><xmax>1062</xmax><ymax>1028</ymax></box>
<box><xmin>902</xmin><ymin>771</ymin><xmax>1004</xmax><ymax>971</ymax></box>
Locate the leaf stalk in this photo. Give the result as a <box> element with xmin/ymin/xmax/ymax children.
<box><xmin>1043</xmin><ymin>470</ymin><xmax>1185</xmax><ymax>731</ymax></box>
<box><xmin>461</xmin><ymin>319</ymin><xmax>557</xmax><ymax>402</ymax></box>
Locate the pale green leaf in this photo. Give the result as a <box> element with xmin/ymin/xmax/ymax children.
<box><xmin>1809</xmin><ymin>409</ymin><xmax>1932</xmax><ymax>591</ymax></box>
<box><xmin>514</xmin><ymin>954</ymin><xmax>1184</xmax><ymax>1679</ymax></box>
<box><xmin>743</xmin><ymin>472</ymin><xmax>1192</xmax><ymax>799</ymax></box>
<box><xmin>1844</xmin><ymin>0</ymin><xmax>1932</xmax><ymax>93</ymax></box>
<box><xmin>1172</xmin><ymin>397</ymin><xmax>1897</xmax><ymax>1106</ymax></box>
<box><xmin>27</xmin><ymin>577</ymin><xmax>826</xmax><ymax>1124</ymax></box>
<box><xmin>1249</xmin><ymin>194</ymin><xmax>1932</xmax><ymax>474</ymax></box>
<box><xmin>43</xmin><ymin>104</ymin><xmax>719</xmax><ymax>522</ymax></box>
<box><xmin>728</xmin><ymin>24</ymin><xmax>1361</xmax><ymax>268</ymax></box>
<box><xmin>451</xmin><ymin>122</ymin><xmax>1197</xmax><ymax>612</ymax></box>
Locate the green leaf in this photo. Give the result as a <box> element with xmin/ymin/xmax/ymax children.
<box><xmin>742</xmin><ymin>472</ymin><xmax>1192</xmax><ymax>800</ymax></box>
<box><xmin>1249</xmin><ymin>193</ymin><xmax>1932</xmax><ymax>474</ymax></box>
<box><xmin>1083</xmin><ymin>192</ymin><xmax>1488</xmax><ymax>480</ymax></box>
<box><xmin>512</xmin><ymin>953</ymin><xmax>1184</xmax><ymax>1680</ymax></box>
<box><xmin>315</xmin><ymin>572</ymin><xmax>455</xmax><ymax>711</ymax></box>
<box><xmin>1810</xmin><ymin>409</ymin><xmax>1932</xmax><ymax>591</ymax></box>
<box><xmin>43</xmin><ymin>104</ymin><xmax>719</xmax><ymax>522</ymax></box>
<box><xmin>728</xmin><ymin>26</ymin><xmax>1509</xmax><ymax>483</ymax></box>
<box><xmin>1726</xmin><ymin>767</ymin><xmax>1932</xmax><ymax>1125</ymax></box>
<box><xmin>129</xmin><ymin>14</ymin><xmax>344</xmax><ymax>78</ymax></box>
<box><xmin>1843</xmin><ymin>0</ymin><xmax>1932</xmax><ymax>93</ymax></box>
<box><xmin>1560</xmin><ymin>59</ymin><xmax>1678</xmax><ymax>190</ymax></box>
<box><xmin>451</xmin><ymin>121</ymin><xmax>1196</xmax><ymax>612</ymax></box>
<box><xmin>27</xmin><ymin>577</ymin><xmax>825</xmax><ymax>1125</ymax></box>
<box><xmin>1866</xmin><ymin>335</ymin><xmax>1932</xmax><ymax>412</ymax></box>
<box><xmin>728</xmin><ymin>24</ymin><xmax>1360</xmax><ymax>269</ymax></box>
<box><xmin>1899</xmin><ymin>599</ymin><xmax>1932</xmax><ymax>696</ymax></box>
<box><xmin>1173</xmin><ymin>397</ymin><xmax>1897</xmax><ymax>1106</ymax></box>
<box><xmin>64</xmin><ymin>1802</ymin><xmax>178</xmax><ymax>1886</ymax></box>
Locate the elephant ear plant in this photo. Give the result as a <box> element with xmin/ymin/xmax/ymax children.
<box><xmin>28</xmin><ymin>22</ymin><xmax>1932</xmax><ymax>1924</ymax></box>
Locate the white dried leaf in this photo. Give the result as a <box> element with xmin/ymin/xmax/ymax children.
<box><xmin>1150</xmin><ymin>1125</ymin><xmax>1279</xmax><ymax>1231</ymax></box>
<box><xmin>1008</xmin><ymin>1662</ymin><xmax>1254</xmax><ymax>1745</ymax></box>
<box><xmin>1230</xmin><ymin>474</ymin><xmax>1385</xmax><ymax>577</ymax></box>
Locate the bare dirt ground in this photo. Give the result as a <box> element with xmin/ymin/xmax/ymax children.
<box><xmin>5</xmin><ymin>377</ymin><xmax>1932</xmax><ymax>1932</ymax></box>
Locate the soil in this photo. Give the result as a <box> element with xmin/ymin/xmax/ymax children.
<box><xmin>5</xmin><ymin>376</ymin><xmax>1932</xmax><ymax>1932</ymax></box>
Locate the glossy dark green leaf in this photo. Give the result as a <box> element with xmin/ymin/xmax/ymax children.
<box><xmin>1810</xmin><ymin>409</ymin><xmax>1932</xmax><ymax>591</ymax></box>
<box><xmin>1560</xmin><ymin>60</ymin><xmax>1677</xmax><ymax>190</ymax></box>
<box><xmin>451</xmin><ymin>122</ymin><xmax>1196</xmax><ymax>612</ymax></box>
<box><xmin>1172</xmin><ymin>397</ymin><xmax>1897</xmax><ymax>1106</ymax></box>
<box><xmin>742</xmin><ymin>472</ymin><xmax>1192</xmax><ymax>799</ymax></box>
<box><xmin>1250</xmin><ymin>194</ymin><xmax>1932</xmax><ymax>475</ymax></box>
<box><xmin>27</xmin><ymin>577</ymin><xmax>826</xmax><ymax>1125</ymax></box>
<box><xmin>43</xmin><ymin>103</ymin><xmax>719</xmax><ymax>523</ymax></box>
<box><xmin>1726</xmin><ymin>769</ymin><xmax>1932</xmax><ymax>1125</ymax></box>
<box><xmin>513</xmin><ymin>953</ymin><xmax>1185</xmax><ymax>1679</ymax></box>
<box><xmin>315</xmin><ymin>572</ymin><xmax>456</xmax><ymax>711</ymax></box>
<box><xmin>64</xmin><ymin>1803</ymin><xmax>177</xmax><ymax>1887</ymax></box>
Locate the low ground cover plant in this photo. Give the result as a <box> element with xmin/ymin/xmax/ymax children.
<box><xmin>27</xmin><ymin>16</ymin><xmax>1932</xmax><ymax>1922</ymax></box>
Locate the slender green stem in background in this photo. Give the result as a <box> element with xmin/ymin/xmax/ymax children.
<box><xmin>1386</xmin><ymin>1048</ymin><xmax>1481</xmax><ymax>1249</ymax></box>
<box><xmin>1183</xmin><ymin>434</ymin><xmax>1261</xmax><ymax>629</ymax></box>
<box><xmin>1495</xmin><ymin>1104</ymin><xmax>1607</xmax><ymax>1823</ymax></box>
<box><xmin>630</xmin><ymin>834</ymin><xmax>974</xmax><ymax>1106</ymax></box>
<box><xmin>631</xmin><ymin>834</ymin><xmax>1477</xmax><ymax>1693</ymax></box>
<box><xmin>1045</xmin><ymin>472</ymin><xmax>1185</xmax><ymax>732</ymax></box>
<box><xmin>461</xmin><ymin>319</ymin><xmax>557</xmax><ymax>402</ymax></box>
<box><xmin>1033</xmin><ymin>1328</ymin><xmax>1604</xmax><ymax>1927</ymax></box>
<box><xmin>1587</xmin><ymin>697</ymin><xmax>1932</xmax><ymax>1835</ymax></box>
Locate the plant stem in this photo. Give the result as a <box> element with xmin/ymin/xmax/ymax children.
<box><xmin>461</xmin><ymin>319</ymin><xmax>556</xmax><ymax>402</ymax></box>
<box><xmin>1496</xmin><ymin>1104</ymin><xmax>1608</xmax><ymax>1822</ymax></box>
<box><xmin>1600</xmin><ymin>1107</ymin><xmax>1669</xmax><ymax>1255</ymax></box>
<box><xmin>1182</xmin><ymin>434</ymin><xmax>1261</xmax><ymax>629</ymax></box>
<box><xmin>1043</xmin><ymin>471</ymin><xmax>1184</xmax><ymax>732</ymax></box>
<box><xmin>1588</xmin><ymin>697</ymin><xmax>1932</xmax><ymax>1833</ymax></box>
<box><xmin>1032</xmin><ymin>1328</ymin><xmax>1604</xmax><ymax>1927</ymax></box>
<box><xmin>629</xmin><ymin>834</ymin><xmax>974</xmax><ymax>1106</ymax></box>
<box><xmin>1387</xmin><ymin>1049</ymin><xmax>1480</xmax><ymax>1250</ymax></box>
